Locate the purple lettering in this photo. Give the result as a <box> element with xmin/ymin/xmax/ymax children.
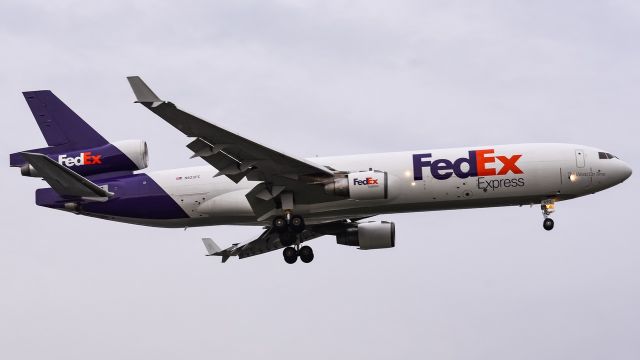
<box><xmin>412</xmin><ymin>153</ymin><xmax>432</xmax><ymax>181</ymax></box>
<box><xmin>452</xmin><ymin>150</ymin><xmax>478</xmax><ymax>178</ymax></box>
<box><xmin>431</xmin><ymin>159</ymin><xmax>454</xmax><ymax>180</ymax></box>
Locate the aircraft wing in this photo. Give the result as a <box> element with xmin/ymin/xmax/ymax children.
<box><xmin>21</xmin><ymin>152</ymin><xmax>113</xmax><ymax>199</ymax></box>
<box><xmin>201</xmin><ymin>220</ymin><xmax>364</xmax><ymax>262</ymax></box>
<box><xmin>126</xmin><ymin>76</ymin><xmax>335</xmax><ymax>184</ymax></box>
<box><xmin>126</xmin><ymin>76</ymin><xmax>344</xmax><ymax>218</ymax></box>
<box><xmin>202</xmin><ymin>227</ymin><xmax>324</xmax><ymax>262</ymax></box>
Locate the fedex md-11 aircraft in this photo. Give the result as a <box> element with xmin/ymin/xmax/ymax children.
<box><xmin>10</xmin><ymin>77</ymin><xmax>632</xmax><ymax>264</ymax></box>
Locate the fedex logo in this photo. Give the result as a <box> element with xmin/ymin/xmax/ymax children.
<box><xmin>413</xmin><ymin>149</ymin><xmax>523</xmax><ymax>181</ymax></box>
<box><xmin>353</xmin><ymin>177</ymin><xmax>379</xmax><ymax>186</ymax></box>
<box><xmin>58</xmin><ymin>152</ymin><xmax>103</xmax><ymax>167</ymax></box>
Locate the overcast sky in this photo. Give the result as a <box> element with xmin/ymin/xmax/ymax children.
<box><xmin>1</xmin><ymin>1</ymin><xmax>639</xmax><ymax>359</ymax></box>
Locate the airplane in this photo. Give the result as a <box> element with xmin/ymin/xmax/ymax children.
<box><xmin>10</xmin><ymin>77</ymin><xmax>632</xmax><ymax>264</ymax></box>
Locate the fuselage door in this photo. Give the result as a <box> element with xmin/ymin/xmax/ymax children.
<box><xmin>575</xmin><ymin>149</ymin><xmax>586</xmax><ymax>168</ymax></box>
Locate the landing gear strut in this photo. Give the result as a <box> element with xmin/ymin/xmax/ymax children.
<box><xmin>273</xmin><ymin>213</ymin><xmax>307</xmax><ymax>247</ymax></box>
<box><xmin>273</xmin><ymin>215</ymin><xmax>295</xmax><ymax>246</ymax></box>
<box><xmin>541</xmin><ymin>200</ymin><xmax>555</xmax><ymax>231</ymax></box>
<box><xmin>275</xmin><ymin>214</ymin><xmax>314</xmax><ymax>264</ymax></box>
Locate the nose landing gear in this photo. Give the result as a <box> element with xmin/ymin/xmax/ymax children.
<box><xmin>541</xmin><ymin>200</ymin><xmax>555</xmax><ymax>231</ymax></box>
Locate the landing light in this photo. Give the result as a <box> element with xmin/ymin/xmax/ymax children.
<box><xmin>569</xmin><ymin>173</ymin><xmax>578</xmax><ymax>182</ymax></box>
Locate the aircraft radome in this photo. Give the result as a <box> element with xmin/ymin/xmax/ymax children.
<box><xmin>10</xmin><ymin>77</ymin><xmax>632</xmax><ymax>264</ymax></box>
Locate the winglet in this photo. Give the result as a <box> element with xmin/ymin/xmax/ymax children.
<box><xmin>126</xmin><ymin>76</ymin><xmax>162</xmax><ymax>103</ymax></box>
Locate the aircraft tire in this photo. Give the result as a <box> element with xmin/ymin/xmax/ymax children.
<box><xmin>289</xmin><ymin>215</ymin><xmax>306</xmax><ymax>233</ymax></box>
<box><xmin>273</xmin><ymin>216</ymin><xmax>288</xmax><ymax>233</ymax></box>
<box><xmin>543</xmin><ymin>218</ymin><xmax>554</xmax><ymax>231</ymax></box>
<box><xmin>283</xmin><ymin>247</ymin><xmax>298</xmax><ymax>264</ymax></box>
<box><xmin>299</xmin><ymin>246</ymin><xmax>314</xmax><ymax>263</ymax></box>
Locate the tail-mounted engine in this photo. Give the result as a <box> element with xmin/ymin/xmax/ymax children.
<box><xmin>18</xmin><ymin>140</ymin><xmax>149</xmax><ymax>177</ymax></box>
<box><xmin>336</xmin><ymin>221</ymin><xmax>396</xmax><ymax>249</ymax></box>
<box><xmin>324</xmin><ymin>170</ymin><xmax>388</xmax><ymax>200</ymax></box>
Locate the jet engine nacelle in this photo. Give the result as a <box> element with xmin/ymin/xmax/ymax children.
<box><xmin>324</xmin><ymin>170</ymin><xmax>388</xmax><ymax>200</ymax></box>
<box><xmin>336</xmin><ymin>221</ymin><xmax>396</xmax><ymax>250</ymax></box>
<box><xmin>20</xmin><ymin>140</ymin><xmax>149</xmax><ymax>177</ymax></box>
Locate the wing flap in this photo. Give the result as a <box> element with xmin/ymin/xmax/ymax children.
<box><xmin>186</xmin><ymin>138</ymin><xmax>247</xmax><ymax>182</ymax></box>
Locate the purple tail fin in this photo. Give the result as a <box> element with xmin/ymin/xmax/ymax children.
<box><xmin>23</xmin><ymin>90</ymin><xmax>107</xmax><ymax>148</ymax></box>
<box><xmin>10</xmin><ymin>90</ymin><xmax>109</xmax><ymax>167</ymax></box>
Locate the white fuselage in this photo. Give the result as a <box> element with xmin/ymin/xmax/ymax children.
<box><xmin>121</xmin><ymin>143</ymin><xmax>631</xmax><ymax>228</ymax></box>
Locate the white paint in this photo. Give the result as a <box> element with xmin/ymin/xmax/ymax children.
<box><xmin>146</xmin><ymin>143</ymin><xmax>631</xmax><ymax>224</ymax></box>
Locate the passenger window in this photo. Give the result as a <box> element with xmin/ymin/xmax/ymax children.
<box><xmin>599</xmin><ymin>152</ymin><xmax>608</xmax><ymax>159</ymax></box>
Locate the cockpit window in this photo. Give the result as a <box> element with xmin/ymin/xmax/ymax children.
<box><xmin>599</xmin><ymin>152</ymin><xmax>618</xmax><ymax>160</ymax></box>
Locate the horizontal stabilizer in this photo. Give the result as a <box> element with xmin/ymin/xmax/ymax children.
<box><xmin>202</xmin><ymin>238</ymin><xmax>243</xmax><ymax>263</ymax></box>
<box><xmin>21</xmin><ymin>152</ymin><xmax>113</xmax><ymax>199</ymax></box>
<box><xmin>202</xmin><ymin>238</ymin><xmax>222</xmax><ymax>255</ymax></box>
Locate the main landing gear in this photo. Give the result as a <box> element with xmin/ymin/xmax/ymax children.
<box><xmin>274</xmin><ymin>214</ymin><xmax>314</xmax><ymax>264</ymax></box>
<box><xmin>282</xmin><ymin>245</ymin><xmax>314</xmax><ymax>264</ymax></box>
<box><xmin>541</xmin><ymin>200</ymin><xmax>555</xmax><ymax>231</ymax></box>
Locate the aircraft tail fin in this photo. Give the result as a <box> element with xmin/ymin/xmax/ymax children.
<box><xmin>10</xmin><ymin>90</ymin><xmax>109</xmax><ymax>167</ymax></box>
<box><xmin>22</xmin><ymin>90</ymin><xmax>108</xmax><ymax>148</ymax></box>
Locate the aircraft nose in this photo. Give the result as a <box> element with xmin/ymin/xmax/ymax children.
<box><xmin>615</xmin><ymin>160</ymin><xmax>632</xmax><ymax>183</ymax></box>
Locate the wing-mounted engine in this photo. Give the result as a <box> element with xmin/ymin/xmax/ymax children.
<box><xmin>17</xmin><ymin>139</ymin><xmax>149</xmax><ymax>177</ymax></box>
<box><xmin>336</xmin><ymin>221</ymin><xmax>395</xmax><ymax>249</ymax></box>
<box><xmin>324</xmin><ymin>170</ymin><xmax>388</xmax><ymax>200</ymax></box>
